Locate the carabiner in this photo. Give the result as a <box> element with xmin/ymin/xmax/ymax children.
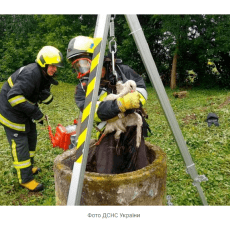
<box><xmin>109</xmin><ymin>38</ymin><xmax>117</xmax><ymax>54</ymax></box>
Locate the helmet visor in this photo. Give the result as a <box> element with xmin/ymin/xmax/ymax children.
<box><xmin>72</xmin><ymin>58</ymin><xmax>91</xmax><ymax>75</ymax></box>
<box><xmin>53</xmin><ymin>51</ymin><xmax>64</xmax><ymax>67</ymax></box>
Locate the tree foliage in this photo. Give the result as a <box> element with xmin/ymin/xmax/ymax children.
<box><xmin>1</xmin><ymin>14</ymin><xmax>230</xmax><ymax>88</ymax></box>
<box><xmin>159</xmin><ymin>15</ymin><xmax>230</xmax><ymax>88</ymax></box>
<box><xmin>0</xmin><ymin>15</ymin><xmax>97</xmax><ymax>83</ymax></box>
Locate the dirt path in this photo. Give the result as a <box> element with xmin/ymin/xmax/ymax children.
<box><xmin>218</xmin><ymin>96</ymin><xmax>230</xmax><ymax>109</ymax></box>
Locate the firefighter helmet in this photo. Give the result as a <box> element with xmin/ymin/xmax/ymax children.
<box><xmin>36</xmin><ymin>46</ymin><xmax>64</xmax><ymax>68</ymax></box>
<box><xmin>67</xmin><ymin>36</ymin><xmax>101</xmax><ymax>60</ymax></box>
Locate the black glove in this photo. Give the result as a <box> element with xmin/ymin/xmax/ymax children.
<box><xmin>38</xmin><ymin>89</ymin><xmax>53</xmax><ymax>105</ymax></box>
<box><xmin>34</xmin><ymin>115</ymin><xmax>45</xmax><ymax>125</ymax></box>
<box><xmin>38</xmin><ymin>120</ymin><xmax>44</xmax><ymax>125</ymax></box>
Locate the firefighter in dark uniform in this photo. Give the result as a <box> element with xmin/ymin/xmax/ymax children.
<box><xmin>67</xmin><ymin>36</ymin><xmax>147</xmax><ymax>122</ymax></box>
<box><xmin>0</xmin><ymin>46</ymin><xmax>64</xmax><ymax>191</ymax></box>
<box><xmin>66</xmin><ymin>36</ymin><xmax>148</xmax><ymax>173</ymax></box>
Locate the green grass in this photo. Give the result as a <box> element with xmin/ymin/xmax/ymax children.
<box><xmin>145</xmin><ymin>85</ymin><xmax>230</xmax><ymax>206</ymax></box>
<box><xmin>0</xmin><ymin>81</ymin><xmax>230</xmax><ymax>206</ymax></box>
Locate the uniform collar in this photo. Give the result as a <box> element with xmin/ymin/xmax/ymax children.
<box><xmin>38</xmin><ymin>64</ymin><xmax>59</xmax><ymax>85</ymax></box>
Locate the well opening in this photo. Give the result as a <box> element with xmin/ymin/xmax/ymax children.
<box><xmin>54</xmin><ymin>141</ymin><xmax>167</xmax><ymax>205</ymax></box>
<box><xmin>62</xmin><ymin>140</ymin><xmax>156</xmax><ymax>172</ymax></box>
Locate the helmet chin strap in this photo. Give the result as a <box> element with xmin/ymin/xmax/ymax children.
<box><xmin>41</xmin><ymin>65</ymin><xmax>59</xmax><ymax>85</ymax></box>
<box><xmin>41</xmin><ymin>68</ymin><xmax>48</xmax><ymax>77</ymax></box>
<box><xmin>77</xmin><ymin>71</ymin><xmax>90</xmax><ymax>79</ymax></box>
<box><xmin>42</xmin><ymin>65</ymin><xmax>49</xmax><ymax>75</ymax></box>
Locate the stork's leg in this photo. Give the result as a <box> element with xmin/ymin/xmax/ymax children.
<box><xmin>114</xmin><ymin>129</ymin><xmax>124</xmax><ymax>140</ymax></box>
<box><xmin>135</xmin><ymin>114</ymin><xmax>143</xmax><ymax>148</ymax></box>
<box><xmin>94</xmin><ymin>133</ymin><xmax>106</xmax><ymax>146</ymax></box>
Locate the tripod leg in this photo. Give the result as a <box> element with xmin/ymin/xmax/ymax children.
<box><xmin>125</xmin><ymin>14</ymin><xmax>208</xmax><ymax>206</ymax></box>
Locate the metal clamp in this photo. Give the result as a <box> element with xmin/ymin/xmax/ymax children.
<box><xmin>192</xmin><ymin>175</ymin><xmax>208</xmax><ymax>186</ymax></box>
<box><xmin>129</xmin><ymin>28</ymin><xmax>142</xmax><ymax>35</ymax></box>
<box><xmin>166</xmin><ymin>195</ymin><xmax>173</xmax><ymax>206</ymax></box>
<box><xmin>185</xmin><ymin>163</ymin><xmax>195</xmax><ymax>174</ymax></box>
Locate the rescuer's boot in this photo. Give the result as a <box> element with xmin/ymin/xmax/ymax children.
<box><xmin>32</xmin><ymin>167</ymin><xmax>41</xmax><ymax>175</ymax></box>
<box><xmin>20</xmin><ymin>180</ymin><xmax>44</xmax><ymax>192</ymax></box>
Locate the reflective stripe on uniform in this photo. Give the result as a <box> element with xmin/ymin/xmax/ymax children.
<box><xmin>8</xmin><ymin>95</ymin><xmax>26</xmax><ymax>107</ymax></box>
<box><xmin>29</xmin><ymin>151</ymin><xmax>35</xmax><ymax>158</ymax></box>
<box><xmin>7</xmin><ymin>67</ymin><xmax>24</xmax><ymax>88</ymax></box>
<box><xmin>9</xmin><ymin>96</ymin><xmax>35</xmax><ymax>106</ymax></box>
<box><xmin>42</xmin><ymin>94</ymin><xmax>53</xmax><ymax>104</ymax></box>
<box><xmin>139</xmin><ymin>93</ymin><xmax>147</xmax><ymax>106</ymax></box>
<box><xmin>91</xmin><ymin>90</ymin><xmax>107</xmax><ymax>122</ymax></box>
<box><xmin>92</xmin><ymin>90</ymin><xmax>107</xmax><ymax>122</ymax></box>
<box><xmin>12</xmin><ymin>139</ymin><xmax>19</xmax><ymax>163</ymax></box>
<box><xmin>13</xmin><ymin>159</ymin><xmax>31</xmax><ymax>169</ymax></box>
<box><xmin>12</xmin><ymin>139</ymin><xmax>22</xmax><ymax>183</ymax></box>
<box><xmin>98</xmin><ymin>90</ymin><xmax>108</xmax><ymax>102</ymax></box>
<box><xmin>8</xmin><ymin>76</ymin><xmax>14</xmax><ymax>87</ymax></box>
<box><xmin>137</xmin><ymin>88</ymin><xmax>147</xmax><ymax>106</ymax></box>
<box><xmin>97</xmin><ymin>120</ymin><xmax>107</xmax><ymax>130</ymax></box>
<box><xmin>7</xmin><ymin>77</ymin><xmax>35</xmax><ymax>105</ymax></box>
<box><xmin>94</xmin><ymin>101</ymin><xmax>101</xmax><ymax>123</ymax></box>
<box><xmin>11</xmin><ymin>139</ymin><xmax>31</xmax><ymax>183</ymax></box>
<box><xmin>136</xmin><ymin>87</ymin><xmax>148</xmax><ymax>100</ymax></box>
<box><xmin>7</xmin><ymin>67</ymin><xmax>35</xmax><ymax>105</ymax></box>
<box><xmin>0</xmin><ymin>113</ymin><xmax>25</xmax><ymax>131</ymax></box>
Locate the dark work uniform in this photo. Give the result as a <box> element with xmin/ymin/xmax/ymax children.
<box><xmin>0</xmin><ymin>63</ymin><xmax>54</xmax><ymax>183</ymax></box>
<box><xmin>75</xmin><ymin>63</ymin><xmax>149</xmax><ymax>174</ymax></box>
<box><xmin>75</xmin><ymin>64</ymin><xmax>147</xmax><ymax>120</ymax></box>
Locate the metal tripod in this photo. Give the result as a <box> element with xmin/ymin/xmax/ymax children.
<box><xmin>67</xmin><ymin>14</ymin><xmax>208</xmax><ymax>206</ymax></box>
<box><xmin>125</xmin><ymin>15</ymin><xmax>208</xmax><ymax>205</ymax></box>
<box><xmin>67</xmin><ymin>15</ymin><xmax>111</xmax><ymax>206</ymax></box>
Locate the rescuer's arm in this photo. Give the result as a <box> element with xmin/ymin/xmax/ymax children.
<box><xmin>96</xmin><ymin>91</ymin><xmax>141</xmax><ymax>121</ymax></box>
<box><xmin>75</xmin><ymin>72</ymin><xmax>147</xmax><ymax>123</ymax></box>
<box><xmin>116</xmin><ymin>91</ymin><xmax>141</xmax><ymax>112</ymax></box>
<box><xmin>38</xmin><ymin>89</ymin><xmax>53</xmax><ymax>105</ymax></box>
<box><xmin>7</xmin><ymin>70</ymin><xmax>44</xmax><ymax>121</ymax></box>
<box><xmin>97</xmin><ymin>65</ymin><xmax>147</xmax><ymax>121</ymax></box>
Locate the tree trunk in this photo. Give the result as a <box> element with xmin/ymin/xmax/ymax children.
<box><xmin>170</xmin><ymin>52</ymin><xmax>178</xmax><ymax>89</ymax></box>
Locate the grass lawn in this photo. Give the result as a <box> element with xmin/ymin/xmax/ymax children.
<box><xmin>0</xmin><ymin>81</ymin><xmax>230</xmax><ymax>206</ymax></box>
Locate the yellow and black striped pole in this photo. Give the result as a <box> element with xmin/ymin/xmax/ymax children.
<box><xmin>73</xmin><ymin>36</ymin><xmax>102</xmax><ymax>163</ymax></box>
<box><xmin>67</xmin><ymin>15</ymin><xmax>111</xmax><ymax>206</ymax></box>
